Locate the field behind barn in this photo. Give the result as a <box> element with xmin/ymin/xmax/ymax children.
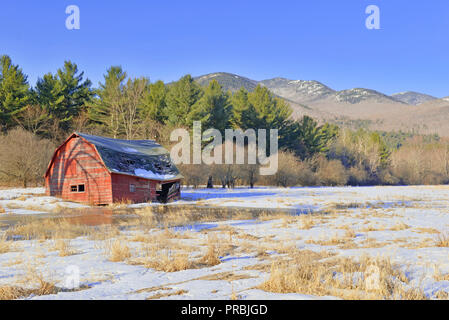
<box><xmin>1</xmin><ymin>185</ymin><xmax>449</xmax><ymax>300</ymax></box>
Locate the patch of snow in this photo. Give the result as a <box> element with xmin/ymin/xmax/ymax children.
<box><xmin>134</xmin><ymin>168</ymin><xmax>177</xmax><ymax>181</ymax></box>
<box><xmin>122</xmin><ymin>147</ymin><xmax>139</xmax><ymax>153</ymax></box>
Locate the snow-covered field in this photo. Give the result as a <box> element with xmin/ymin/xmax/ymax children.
<box><xmin>1</xmin><ymin>185</ymin><xmax>449</xmax><ymax>300</ymax></box>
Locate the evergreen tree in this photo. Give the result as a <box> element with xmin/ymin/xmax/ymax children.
<box><xmin>0</xmin><ymin>55</ymin><xmax>30</xmax><ymax>129</ymax></box>
<box><xmin>140</xmin><ymin>80</ymin><xmax>168</xmax><ymax>123</ymax></box>
<box><xmin>245</xmin><ymin>85</ymin><xmax>294</xmax><ymax>153</ymax></box>
<box><xmin>35</xmin><ymin>61</ymin><xmax>93</xmax><ymax>132</ymax></box>
<box><xmin>294</xmin><ymin>116</ymin><xmax>339</xmax><ymax>159</ymax></box>
<box><xmin>88</xmin><ymin>66</ymin><xmax>127</xmax><ymax>138</ymax></box>
<box><xmin>247</xmin><ymin>85</ymin><xmax>292</xmax><ymax>130</ymax></box>
<box><xmin>165</xmin><ymin>75</ymin><xmax>202</xmax><ymax>127</ymax></box>
<box><xmin>189</xmin><ymin>80</ymin><xmax>231</xmax><ymax>133</ymax></box>
<box><xmin>230</xmin><ymin>87</ymin><xmax>258</xmax><ymax>130</ymax></box>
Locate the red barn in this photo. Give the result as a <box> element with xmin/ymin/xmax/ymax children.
<box><xmin>45</xmin><ymin>132</ymin><xmax>182</xmax><ymax>205</ymax></box>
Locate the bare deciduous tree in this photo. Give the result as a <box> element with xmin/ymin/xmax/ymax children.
<box><xmin>119</xmin><ymin>78</ymin><xmax>147</xmax><ymax>140</ymax></box>
<box><xmin>0</xmin><ymin>128</ymin><xmax>54</xmax><ymax>187</ymax></box>
<box><xmin>13</xmin><ymin>105</ymin><xmax>51</xmax><ymax>135</ymax></box>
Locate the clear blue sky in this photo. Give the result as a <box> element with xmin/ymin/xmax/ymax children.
<box><xmin>1</xmin><ymin>0</ymin><xmax>448</xmax><ymax>97</ymax></box>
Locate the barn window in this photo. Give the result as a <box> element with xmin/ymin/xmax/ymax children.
<box><xmin>70</xmin><ymin>185</ymin><xmax>85</xmax><ymax>192</ymax></box>
<box><xmin>130</xmin><ymin>184</ymin><xmax>136</xmax><ymax>193</ymax></box>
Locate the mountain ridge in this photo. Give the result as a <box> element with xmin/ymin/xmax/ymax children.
<box><xmin>193</xmin><ymin>72</ymin><xmax>448</xmax><ymax>137</ymax></box>
<box><xmin>194</xmin><ymin>72</ymin><xmax>438</xmax><ymax>105</ymax></box>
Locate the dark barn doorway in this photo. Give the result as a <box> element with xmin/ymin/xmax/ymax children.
<box><xmin>156</xmin><ymin>181</ymin><xmax>180</xmax><ymax>203</ymax></box>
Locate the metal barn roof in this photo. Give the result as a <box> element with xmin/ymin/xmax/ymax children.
<box><xmin>77</xmin><ymin>133</ymin><xmax>182</xmax><ymax>182</ymax></box>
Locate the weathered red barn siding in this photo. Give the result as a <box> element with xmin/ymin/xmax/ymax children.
<box><xmin>111</xmin><ymin>173</ymin><xmax>154</xmax><ymax>203</ymax></box>
<box><xmin>110</xmin><ymin>175</ymin><xmax>180</xmax><ymax>203</ymax></box>
<box><xmin>45</xmin><ymin>136</ymin><xmax>113</xmax><ymax>205</ymax></box>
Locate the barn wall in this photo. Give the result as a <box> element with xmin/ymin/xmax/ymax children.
<box><xmin>110</xmin><ymin>173</ymin><xmax>157</xmax><ymax>203</ymax></box>
<box><xmin>45</xmin><ymin>137</ymin><xmax>113</xmax><ymax>205</ymax></box>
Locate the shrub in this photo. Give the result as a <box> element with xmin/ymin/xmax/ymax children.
<box><xmin>271</xmin><ymin>151</ymin><xmax>301</xmax><ymax>187</ymax></box>
<box><xmin>316</xmin><ymin>158</ymin><xmax>348</xmax><ymax>186</ymax></box>
<box><xmin>178</xmin><ymin>163</ymin><xmax>210</xmax><ymax>188</ymax></box>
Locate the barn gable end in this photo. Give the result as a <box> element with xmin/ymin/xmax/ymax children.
<box><xmin>45</xmin><ymin>134</ymin><xmax>113</xmax><ymax>205</ymax></box>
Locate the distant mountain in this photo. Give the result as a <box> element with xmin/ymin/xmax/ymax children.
<box><xmin>333</xmin><ymin>88</ymin><xmax>401</xmax><ymax>104</ymax></box>
<box><xmin>391</xmin><ymin>91</ymin><xmax>437</xmax><ymax>105</ymax></box>
<box><xmin>194</xmin><ymin>72</ymin><xmax>258</xmax><ymax>92</ymax></box>
<box><xmin>192</xmin><ymin>72</ymin><xmax>449</xmax><ymax>137</ymax></box>
<box><xmin>194</xmin><ymin>73</ymin><xmax>400</xmax><ymax>104</ymax></box>
<box><xmin>259</xmin><ymin>78</ymin><xmax>335</xmax><ymax>103</ymax></box>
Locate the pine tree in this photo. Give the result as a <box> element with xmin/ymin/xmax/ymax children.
<box><xmin>230</xmin><ymin>87</ymin><xmax>258</xmax><ymax>130</ymax></box>
<box><xmin>165</xmin><ymin>75</ymin><xmax>203</xmax><ymax>127</ymax></box>
<box><xmin>0</xmin><ymin>55</ymin><xmax>30</xmax><ymax>129</ymax></box>
<box><xmin>88</xmin><ymin>66</ymin><xmax>127</xmax><ymax>138</ymax></box>
<box><xmin>35</xmin><ymin>61</ymin><xmax>93</xmax><ymax>132</ymax></box>
<box><xmin>247</xmin><ymin>85</ymin><xmax>292</xmax><ymax>130</ymax></box>
<box><xmin>189</xmin><ymin>80</ymin><xmax>231</xmax><ymax>133</ymax></box>
<box><xmin>140</xmin><ymin>80</ymin><xmax>168</xmax><ymax>123</ymax></box>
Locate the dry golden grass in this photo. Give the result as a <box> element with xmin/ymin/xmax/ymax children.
<box><xmin>236</xmin><ymin>232</ymin><xmax>260</xmax><ymax>241</ymax></box>
<box><xmin>130</xmin><ymin>233</ymin><xmax>221</xmax><ymax>272</ymax></box>
<box><xmin>258</xmin><ymin>212</ymin><xmax>291</xmax><ymax>222</ymax></box>
<box><xmin>414</xmin><ymin>227</ymin><xmax>440</xmax><ymax>234</ymax></box>
<box><xmin>2</xmin><ymin>257</ymin><xmax>23</xmax><ymax>267</ymax></box>
<box><xmin>107</xmin><ymin>240</ymin><xmax>131</xmax><ymax>262</ymax></box>
<box><xmin>6</xmin><ymin>203</ymin><xmax>20</xmax><ymax>210</ymax></box>
<box><xmin>142</xmin><ymin>250</ymin><xmax>193</xmax><ymax>272</ymax></box>
<box><xmin>0</xmin><ymin>285</ymin><xmax>30</xmax><ymax>300</ymax></box>
<box><xmin>306</xmin><ymin>231</ymin><xmax>356</xmax><ymax>247</ymax></box>
<box><xmin>390</xmin><ymin>222</ymin><xmax>410</xmax><ymax>231</ymax></box>
<box><xmin>147</xmin><ymin>289</ymin><xmax>188</xmax><ymax>300</ymax></box>
<box><xmin>107</xmin><ymin>199</ymin><xmax>133</xmax><ymax>209</ymax></box>
<box><xmin>130</xmin><ymin>229</ymin><xmax>194</xmax><ymax>254</ymax></box>
<box><xmin>328</xmin><ymin>202</ymin><xmax>364</xmax><ymax>210</ymax></box>
<box><xmin>6</xmin><ymin>218</ymin><xmax>91</xmax><ymax>240</ymax></box>
<box><xmin>259</xmin><ymin>250</ymin><xmax>426</xmax><ymax>300</ymax></box>
<box><xmin>345</xmin><ymin>228</ymin><xmax>356</xmax><ymax>239</ymax></box>
<box><xmin>357</xmin><ymin>237</ymin><xmax>389</xmax><ymax>249</ymax></box>
<box><xmin>136</xmin><ymin>205</ymin><xmax>289</xmax><ymax>229</ymax></box>
<box><xmin>360</xmin><ymin>224</ymin><xmax>385</xmax><ymax>232</ymax></box>
<box><xmin>401</xmin><ymin>238</ymin><xmax>435</xmax><ymax>249</ymax></box>
<box><xmin>199</xmin><ymin>243</ymin><xmax>221</xmax><ymax>267</ymax></box>
<box><xmin>433</xmin><ymin>266</ymin><xmax>449</xmax><ymax>282</ymax></box>
<box><xmin>0</xmin><ymin>264</ymin><xmax>92</xmax><ymax>300</ymax></box>
<box><xmin>436</xmin><ymin>290</ymin><xmax>449</xmax><ymax>300</ymax></box>
<box><xmin>435</xmin><ymin>232</ymin><xmax>449</xmax><ymax>247</ymax></box>
<box><xmin>298</xmin><ymin>214</ymin><xmax>315</xmax><ymax>230</ymax></box>
<box><xmin>51</xmin><ymin>239</ymin><xmax>77</xmax><ymax>257</ymax></box>
<box><xmin>88</xmin><ymin>225</ymin><xmax>120</xmax><ymax>241</ymax></box>
<box><xmin>243</xmin><ymin>263</ymin><xmax>272</xmax><ymax>272</ymax></box>
<box><xmin>0</xmin><ymin>266</ymin><xmax>60</xmax><ymax>300</ymax></box>
<box><xmin>0</xmin><ymin>235</ymin><xmax>13</xmax><ymax>254</ymax></box>
<box><xmin>197</xmin><ymin>272</ymin><xmax>254</xmax><ymax>282</ymax></box>
<box><xmin>202</xmin><ymin>232</ymin><xmax>237</xmax><ymax>257</ymax></box>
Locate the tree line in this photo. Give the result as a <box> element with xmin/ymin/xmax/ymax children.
<box><xmin>1</xmin><ymin>54</ymin><xmax>448</xmax><ymax>187</ymax></box>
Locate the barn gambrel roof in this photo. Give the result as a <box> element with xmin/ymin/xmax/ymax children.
<box><xmin>45</xmin><ymin>132</ymin><xmax>182</xmax><ymax>182</ymax></box>
<box><xmin>76</xmin><ymin>133</ymin><xmax>182</xmax><ymax>182</ymax></box>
